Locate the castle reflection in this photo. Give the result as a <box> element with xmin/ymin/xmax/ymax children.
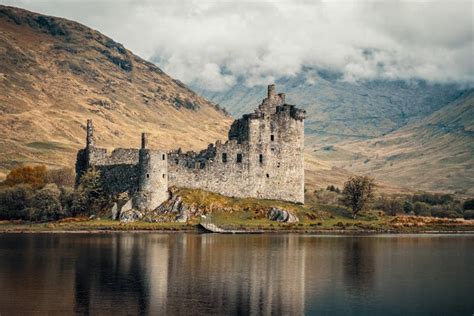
<box><xmin>2</xmin><ymin>234</ymin><xmax>471</xmax><ymax>315</ymax></box>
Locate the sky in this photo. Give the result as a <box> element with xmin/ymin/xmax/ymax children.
<box><xmin>2</xmin><ymin>0</ymin><xmax>474</xmax><ymax>91</ymax></box>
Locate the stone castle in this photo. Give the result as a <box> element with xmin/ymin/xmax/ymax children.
<box><xmin>75</xmin><ymin>85</ymin><xmax>306</xmax><ymax>210</ymax></box>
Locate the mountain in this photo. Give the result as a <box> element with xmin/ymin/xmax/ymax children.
<box><xmin>193</xmin><ymin>69</ymin><xmax>472</xmax><ymax>196</ymax></box>
<box><xmin>194</xmin><ymin>68</ymin><xmax>465</xmax><ymax>144</ymax></box>
<box><xmin>0</xmin><ymin>5</ymin><xmax>232</xmax><ymax>178</ymax></box>
<box><xmin>327</xmin><ymin>90</ymin><xmax>474</xmax><ymax>196</ymax></box>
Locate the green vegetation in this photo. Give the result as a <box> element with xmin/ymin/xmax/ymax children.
<box><xmin>341</xmin><ymin>176</ymin><xmax>376</xmax><ymax>218</ymax></box>
<box><xmin>0</xmin><ymin>165</ymin><xmax>102</xmax><ymax>221</ymax></box>
<box><xmin>0</xmin><ymin>166</ymin><xmax>473</xmax><ymax>233</ymax></box>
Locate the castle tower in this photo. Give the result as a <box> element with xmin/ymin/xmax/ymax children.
<box><xmin>86</xmin><ymin>119</ymin><xmax>95</xmax><ymax>148</ymax></box>
<box><xmin>135</xmin><ymin>133</ymin><xmax>169</xmax><ymax>211</ymax></box>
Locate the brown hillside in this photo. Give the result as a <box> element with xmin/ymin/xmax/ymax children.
<box><xmin>311</xmin><ymin>90</ymin><xmax>474</xmax><ymax>197</ymax></box>
<box><xmin>0</xmin><ymin>5</ymin><xmax>232</xmax><ymax>178</ymax></box>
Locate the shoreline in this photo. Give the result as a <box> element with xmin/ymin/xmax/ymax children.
<box><xmin>1</xmin><ymin>228</ymin><xmax>474</xmax><ymax>235</ymax></box>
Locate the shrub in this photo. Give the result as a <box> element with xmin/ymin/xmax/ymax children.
<box><xmin>326</xmin><ymin>185</ymin><xmax>341</xmax><ymax>193</ymax></box>
<box><xmin>464</xmin><ymin>210</ymin><xmax>474</xmax><ymax>220</ymax></box>
<box><xmin>431</xmin><ymin>206</ymin><xmax>461</xmax><ymax>219</ymax></box>
<box><xmin>378</xmin><ymin>196</ymin><xmax>404</xmax><ymax>216</ymax></box>
<box><xmin>412</xmin><ymin>193</ymin><xmax>454</xmax><ymax>206</ymax></box>
<box><xmin>74</xmin><ymin>168</ymin><xmax>106</xmax><ymax>215</ymax></box>
<box><xmin>46</xmin><ymin>167</ymin><xmax>75</xmax><ymax>188</ymax></box>
<box><xmin>4</xmin><ymin>165</ymin><xmax>47</xmax><ymax>188</ymax></box>
<box><xmin>0</xmin><ymin>184</ymin><xmax>34</xmax><ymax>220</ymax></box>
<box><xmin>29</xmin><ymin>184</ymin><xmax>64</xmax><ymax>221</ymax></box>
<box><xmin>403</xmin><ymin>200</ymin><xmax>414</xmax><ymax>214</ymax></box>
<box><xmin>414</xmin><ymin>202</ymin><xmax>431</xmax><ymax>216</ymax></box>
<box><xmin>463</xmin><ymin>199</ymin><xmax>474</xmax><ymax>211</ymax></box>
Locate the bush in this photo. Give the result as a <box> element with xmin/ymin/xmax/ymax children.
<box><xmin>414</xmin><ymin>202</ymin><xmax>431</xmax><ymax>216</ymax></box>
<box><xmin>464</xmin><ymin>210</ymin><xmax>474</xmax><ymax>220</ymax></box>
<box><xmin>4</xmin><ymin>165</ymin><xmax>47</xmax><ymax>188</ymax></box>
<box><xmin>403</xmin><ymin>200</ymin><xmax>414</xmax><ymax>214</ymax></box>
<box><xmin>46</xmin><ymin>168</ymin><xmax>75</xmax><ymax>188</ymax></box>
<box><xmin>29</xmin><ymin>184</ymin><xmax>64</xmax><ymax>221</ymax></box>
<box><xmin>378</xmin><ymin>196</ymin><xmax>404</xmax><ymax>216</ymax></box>
<box><xmin>326</xmin><ymin>185</ymin><xmax>341</xmax><ymax>193</ymax></box>
<box><xmin>74</xmin><ymin>168</ymin><xmax>106</xmax><ymax>215</ymax></box>
<box><xmin>412</xmin><ymin>193</ymin><xmax>454</xmax><ymax>206</ymax></box>
<box><xmin>431</xmin><ymin>206</ymin><xmax>461</xmax><ymax>219</ymax></box>
<box><xmin>0</xmin><ymin>184</ymin><xmax>34</xmax><ymax>220</ymax></box>
<box><xmin>463</xmin><ymin>199</ymin><xmax>474</xmax><ymax>211</ymax></box>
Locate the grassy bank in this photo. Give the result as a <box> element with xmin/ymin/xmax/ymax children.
<box><xmin>1</xmin><ymin>188</ymin><xmax>473</xmax><ymax>234</ymax></box>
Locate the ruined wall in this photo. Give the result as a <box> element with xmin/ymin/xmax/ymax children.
<box><xmin>76</xmin><ymin>84</ymin><xmax>305</xmax><ymax>207</ymax></box>
<box><xmin>168</xmin><ymin>85</ymin><xmax>305</xmax><ymax>203</ymax></box>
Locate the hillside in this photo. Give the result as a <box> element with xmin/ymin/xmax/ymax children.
<box><xmin>0</xmin><ymin>5</ymin><xmax>232</xmax><ymax>178</ymax></box>
<box><xmin>313</xmin><ymin>90</ymin><xmax>474</xmax><ymax>196</ymax></box>
<box><xmin>193</xmin><ymin>68</ymin><xmax>464</xmax><ymax>144</ymax></box>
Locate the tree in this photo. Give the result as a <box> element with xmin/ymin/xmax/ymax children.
<box><xmin>4</xmin><ymin>165</ymin><xmax>47</xmax><ymax>188</ymax></box>
<box><xmin>403</xmin><ymin>200</ymin><xmax>414</xmax><ymax>214</ymax></box>
<box><xmin>0</xmin><ymin>184</ymin><xmax>34</xmax><ymax>220</ymax></box>
<box><xmin>29</xmin><ymin>183</ymin><xmax>63</xmax><ymax>221</ymax></box>
<box><xmin>74</xmin><ymin>168</ymin><xmax>106</xmax><ymax>215</ymax></box>
<box><xmin>379</xmin><ymin>196</ymin><xmax>403</xmax><ymax>216</ymax></box>
<box><xmin>463</xmin><ymin>199</ymin><xmax>474</xmax><ymax>211</ymax></box>
<box><xmin>341</xmin><ymin>176</ymin><xmax>376</xmax><ymax>218</ymax></box>
<box><xmin>46</xmin><ymin>168</ymin><xmax>75</xmax><ymax>188</ymax></box>
<box><xmin>413</xmin><ymin>202</ymin><xmax>431</xmax><ymax>216</ymax></box>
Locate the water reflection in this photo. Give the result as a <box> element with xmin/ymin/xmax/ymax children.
<box><xmin>0</xmin><ymin>234</ymin><xmax>473</xmax><ymax>315</ymax></box>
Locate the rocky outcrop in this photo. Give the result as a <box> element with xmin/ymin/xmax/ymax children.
<box><xmin>145</xmin><ymin>193</ymin><xmax>202</xmax><ymax>223</ymax></box>
<box><xmin>119</xmin><ymin>209</ymin><xmax>143</xmax><ymax>223</ymax></box>
<box><xmin>267</xmin><ymin>208</ymin><xmax>299</xmax><ymax>223</ymax></box>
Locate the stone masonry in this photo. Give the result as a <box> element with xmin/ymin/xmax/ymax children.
<box><xmin>75</xmin><ymin>85</ymin><xmax>306</xmax><ymax>210</ymax></box>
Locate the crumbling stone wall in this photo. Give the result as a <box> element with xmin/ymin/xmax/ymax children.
<box><xmin>75</xmin><ymin>124</ymin><xmax>168</xmax><ymax>210</ymax></box>
<box><xmin>168</xmin><ymin>85</ymin><xmax>305</xmax><ymax>203</ymax></box>
<box><xmin>75</xmin><ymin>84</ymin><xmax>305</xmax><ymax>207</ymax></box>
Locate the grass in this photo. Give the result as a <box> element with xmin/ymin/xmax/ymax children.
<box><xmin>0</xmin><ymin>218</ymin><xmax>192</xmax><ymax>232</ymax></box>
<box><xmin>1</xmin><ymin>188</ymin><xmax>473</xmax><ymax>234</ymax></box>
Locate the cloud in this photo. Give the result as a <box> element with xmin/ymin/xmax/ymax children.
<box><xmin>4</xmin><ymin>0</ymin><xmax>474</xmax><ymax>90</ymax></box>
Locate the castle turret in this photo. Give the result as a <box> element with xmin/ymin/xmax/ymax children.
<box><xmin>134</xmin><ymin>133</ymin><xmax>169</xmax><ymax>211</ymax></box>
<box><xmin>86</xmin><ymin>119</ymin><xmax>95</xmax><ymax>148</ymax></box>
<box><xmin>268</xmin><ymin>84</ymin><xmax>276</xmax><ymax>98</ymax></box>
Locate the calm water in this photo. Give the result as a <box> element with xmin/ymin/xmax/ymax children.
<box><xmin>0</xmin><ymin>233</ymin><xmax>473</xmax><ymax>315</ymax></box>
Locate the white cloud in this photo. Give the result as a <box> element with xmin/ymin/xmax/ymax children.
<box><xmin>3</xmin><ymin>0</ymin><xmax>474</xmax><ymax>90</ymax></box>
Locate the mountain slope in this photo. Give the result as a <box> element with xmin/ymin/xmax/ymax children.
<box><xmin>194</xmin><ymin>69</ymin><xmax>464</xmax><ymax>144</ymax></box>
<box><xmin>314</xmin><ymin>90</ymin><xmax>474</xmax><ymax>196</ymax></box>
<box><xmin>0</xmin><ymin>5</ymin><xmax>232</xmax><ymax>177</ymax></box>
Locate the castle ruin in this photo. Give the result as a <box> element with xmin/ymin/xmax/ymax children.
<box><xmin>75</xmin><ymin>85</ymin><xmax>306</xmax><ymax>210</ymax></box>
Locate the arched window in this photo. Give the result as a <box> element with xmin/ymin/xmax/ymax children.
<box><xmin>259</xmin><ymin>154</ymin><xmax>263</xmax><ymax>163</ymax></box>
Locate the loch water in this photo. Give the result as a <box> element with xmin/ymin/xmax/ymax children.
<box><xmin>0</xmin><ymin>233</ymin><xmax>473</xmax><ymax>315</ymax></box>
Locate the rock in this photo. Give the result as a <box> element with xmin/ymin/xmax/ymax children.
<box><xmin>267</xmin><ymin>208</ymin><xmax>299</xmax><ymax>223</ymax></box>
<box><xmin>119</xmin><ymin>209</ymin><xmax>143</xmax><ymax>223</ymax></box>
<box><xmin>121</xmin><ymin>199</ymin><xmax>133</xmax><ymax>212</ymax></box>
<box><xmin>175</xmin><ymin>213</ymin><xmax>188</xmax><ymax>223</ymax></box>
<box><xmin>111</xmin><ymin>202</ymin><xmax>118</xmax><ymax>220</ymax></box>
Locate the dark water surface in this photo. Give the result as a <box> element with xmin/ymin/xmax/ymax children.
<box><xmin>0</xmin><ymin>233</ymin><xmax>473</xmax><ymax>315</ymax></box>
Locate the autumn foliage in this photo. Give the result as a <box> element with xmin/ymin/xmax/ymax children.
<box><xmin>4</xmin><ymin>165</ymin><xmax>47</xmax><ymax>188</ymax></box>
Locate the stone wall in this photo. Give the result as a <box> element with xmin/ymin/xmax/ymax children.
<box><xmin>75</xmin><ymin>84</ymin><xmax>305</xmax><ymax>207</ymax></box>
<box><xmin>168</xmin><ymin>85</ymin><xmax>305</xmax><ymax>203</ymax></box>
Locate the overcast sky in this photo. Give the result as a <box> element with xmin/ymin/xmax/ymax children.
<box><xmin>3</xmin><ymin>0</ymin><xmax>474</xmax><ymax>90</ymax></box>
